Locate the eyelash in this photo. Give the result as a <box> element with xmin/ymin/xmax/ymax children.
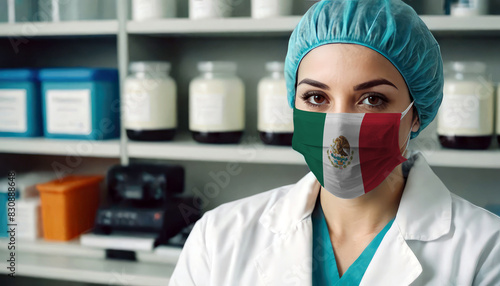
<box><xmin>300</xmin><ymin>91</ymin><xmax>389</xmax><ymax>110</ymax></box>
<box><xmin>300</xmin><ymin>91</ymin><xmax>326</xmax><ymax>108</ymax></box>
<box><xmin>361</xmin><ymin>93</ymin><xmax>389</xmax><ymax>110</ymax></box>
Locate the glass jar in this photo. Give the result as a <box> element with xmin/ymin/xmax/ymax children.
<box><xmin>132</xmin><ymin>0</ymin><xmax>177</xmax><ymax>21</ymax></box>
<box><xmin>38</xmin><ymin>0</ymin><xmax>100</xmax><ymax>22</ymax></box>
<box><xmin>258</xmin><ymin>62</ymin><xmax>293</xmax><ymax>146</ymax></box>
<box><xmin>437</xmin><ymin>61</ymin><xmax>494</xmax><ymax>149</ymax></box>
<box><xmin>124</xmin><ymin>61</ymin><xmax>177</xmax><ymax>141</ymax></box>
<box><xmin>251</xmin><ymin>0</ymin><xmax>293</xmax><ymax>19</ymax></box>
<box><xmin>189</xmin><ymin>62</ymin><xmax>245</xmax><ymax>144</ymax></box>
<box><xmin>497</xmin><ymin>84</ymin><xmax>500</xmax><ymax>145</ymax></box>
<box><xmin>5</xmin><ymin>0</ymin><xmax>36</xmax><ymax>22</ymax></box>
<box><xmin>451</xmin><ymin>0</ymin><xmax>488</xmax><ymax>16</ymax></box>
<box><xmin>0</xmin><ymin>1</ymin><xmax>7</xmax><ymax>22</ymax></box>
<box><xmin>189</xmin><ymin>0</ymin><xmax>232</xmax><ymax>19</ymax></box>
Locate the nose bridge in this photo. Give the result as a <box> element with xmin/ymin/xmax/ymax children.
<box><xmin>329</xmin><ymin>90</ymin><xmax>357</xmax><ymax>113</ymax></box>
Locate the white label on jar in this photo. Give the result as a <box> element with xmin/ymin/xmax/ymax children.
<box><xmin>0</xmin><ymin>89</ymin><xmax>27</xmax><ymax>133</ymax></box>
<box><xmin>260</xmin><ymin>95</ymin><xmax>293</xmax><ymax>132</ymax></box>
<box><xmin>437</xmin><ymin>93</ymin><xmax>493</xmax><ymax>136</ymax></box>
<box><xmin>192</xmin><ymin>93</ymin><xmax>225</xmax><ymax>127</ymax></box>
<box><xmin>124</xmin><ymin>92</ymin><xmax>151</xmax><ymax>123</ymax></box>
<box><xmin>46</xmin><ymin>90</ymin><xmax>91</xmax><ymax>135</ymax></box>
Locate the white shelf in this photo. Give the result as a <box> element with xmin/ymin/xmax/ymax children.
<box><xmin>127</xmin><ymin>16</ymin><xmax>500</xmax><ymax>36</ymax></box>
<box><xmin>0</xmin><ymin>20</ymin><xmax>118</xmax><ymax>37</ymax></box>
<box><xmin>1</xmin><ymin>136</ymin><xmax>499</xmax><ymax>168</ymax></box>
<box><xmin>419</xmin><ymin>147</ymin><xmax>500</xmax><ymax>169</ymax></box>
<box><xmin>127</xmin><ymin>16</ymin><xmax>303</xmax><ymax>35</ymax></box>
<box><xmin>0</xmin><ymin>238</ymin><xmax>181</xmax><ymax>285</ymax></box>
<box><xmin>0</xmin><ymin>16</ymin><xmax>498</xmax><ymax>38</ymax></box>
<box><xmin>0</xmin><ymin>252</ymin><xmax>174</xmax><ymax>285</ymax></box>
<box><xmin>0</xmin><ymin>137</ymin><xmax>120</xmax><ymax>158</ymax></box>
<box><xmin>421</xmin><ymin>15</ymin><xmax>500</xmax><ymax>33</ymax></box>
<box><xmin>127</xmin><ymin>134</ymin><xmax>305</xmax><ymax>164</ymax></box>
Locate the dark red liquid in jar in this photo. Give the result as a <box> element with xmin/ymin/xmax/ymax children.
<box><xmin>127</xmin><ymin>128</ymin><xmax>176</xmax><ymax>141</ymax></box>
<box><xmin>439</xmin><ymin>135</ymin><xmax>492</xmax><ymax>150</ymax></box>
<box><xmin>192</xmin><ymin>131</ymin><xmax>243</xmax><ymax>144</ymax></box>
<box><xmin>260</xmin><ymin>132</ymin><xmax>293</xmax><ymax>146</ymax></box>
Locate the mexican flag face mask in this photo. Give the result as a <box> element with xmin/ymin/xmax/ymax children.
<box><xmin>292</xmin><ymin>102</ymin><xmax>414</xmax><ymax>199</ymax></box>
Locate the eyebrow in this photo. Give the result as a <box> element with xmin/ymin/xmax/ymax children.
<box><xmin>297</xmin><ymin>78</ymin><xmax>398</xmax><ymax>91</ymax></box>
<box><xmin>354</xmin><ymin>79</ymin><xmax>398</xmax><ymax>91</ymax></box>
<box><xmin>297</xmin><ymin>78</ymin><xmax>330</xmax><ymax>90</ymax></box>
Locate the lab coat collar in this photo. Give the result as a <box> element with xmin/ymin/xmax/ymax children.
<box><xmin>396</xmin><ymin>153</ymin><xmax>452</xmax><ymax>241</ymax></box>
<box><xmin>258</xmin><ymin>171</ymin><xmax>319</xmax><ymax>235</ymax></box>
<box><xmin>258</xmin><ymin>152</ymin><xmax>452</xmax><ymax>241</ymax></box>
<box><xmin>256</xmin><ymin>152</ymin><xmax>452</xmax><ymax>285</ymax></box>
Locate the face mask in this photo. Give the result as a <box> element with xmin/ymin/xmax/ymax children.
<box><xmin>292</xmin><ymin>102</ymin><xmax>414</xmax><ymax>199</ymax></box>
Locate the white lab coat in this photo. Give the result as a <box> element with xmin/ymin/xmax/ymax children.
<box><xmin>169</xmin><ymin>153</ymin><xmax>500</xmax><ymax>285</ymax></box>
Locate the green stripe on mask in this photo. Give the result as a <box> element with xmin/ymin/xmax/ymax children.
<box><xmin>292</xmin><ymin>108</ymin><xmax>326</xmax><ymax>186</ymax></box>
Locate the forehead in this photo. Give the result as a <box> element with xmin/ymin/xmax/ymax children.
<box><xmin>297</xmin><ymin>44</ymin><xmax>405</xmax><ymax>86</ymax></box>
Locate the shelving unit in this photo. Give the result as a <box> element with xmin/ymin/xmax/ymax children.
<box><xmin>1</xmin><ymin>2</ymin><xmax>500</xmax><ymax>285</ymax></box>
<box><xmin>0</xmin><ymin>20</ymin><xmax>118</xmax><ymax>37</ymax></box>
<box><xmin>128</xmin><ymin>16</ymin><xmax>303</xmax><ymax>35</ymax></box>
<box><xmin>0</xmin><ymin>138</ymin><xmax>120</xmax><ymax>158</ymax></box>
<box><xmin>0</xmin><ymin>238</ymin><xmax>181</xmax><ymax>285</ymax></box>
<box><xmin>1</xmin><ymin>136</ymin><xmax>499</xmax><ymax>168</ymax></box>
<box><xmin>126</xmin><ymin>15</ymin><xmax>500</xmax><ymax>36</ymax></box>
<box><xmin>0</xmin><ymin>252</ymin><xmax>174</xmax><ymax>285</ymax></box>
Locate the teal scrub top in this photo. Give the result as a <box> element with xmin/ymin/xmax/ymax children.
<box><xmin>312</xmin><ymin>196</ymin><xmax>395</xmax><ymax>285</ymax></box>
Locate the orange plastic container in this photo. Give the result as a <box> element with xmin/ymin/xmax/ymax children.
<box><xmin>36</xmin><ymin>175</ymin><xmax>104</xmax><ymax>241</ymax></box>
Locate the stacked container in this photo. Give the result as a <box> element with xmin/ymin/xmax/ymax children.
<box><xmin>0</xmin><ymin>69</ymin><xmax>43</xmax><ymax>138</ymax></box>
<box><xmin>39</xmin><ymin>68</ymin><xmax>120</xmax><ymax>140</ymax></box>
<box><xmin>0</xmin><ymin>172</ymin><xmax>55</xmax><ymax>240</ymax></box>
<box><xmin>36</xmin><ymin>175</ymin><xmax>104</xmax><ymax>241</ymax></box>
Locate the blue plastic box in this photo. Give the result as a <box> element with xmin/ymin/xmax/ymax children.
<box><xmin>0</xmin><ymin>69</ymin><xmax>43</xmax><ymax>137</ymax></box>
<box><xmin>39</xmin><ymin>68</ymin><xmax>120</xmax><ymax>140</ymax></box>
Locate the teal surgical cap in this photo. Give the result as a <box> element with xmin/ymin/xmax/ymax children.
<box><xmin>285</xmin><ymin>0</ymin><xmax>444</xmax><ymax>138</ymax></box>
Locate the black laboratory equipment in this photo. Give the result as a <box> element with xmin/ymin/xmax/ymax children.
<box><xmin>81</xmin><ymin>163</ymin><xmax>200</xmax><ymax>261</ymax></box>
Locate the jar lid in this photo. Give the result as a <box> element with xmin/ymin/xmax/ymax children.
<box><xmin>198</xmin><ymin>61</ymin><xmax>237</xmax><ymax>73</ymax></box>
<box><xmin>266</xmin><ymin>62</ymin><xmax>284</xmax><ymax>73</ymax></box>
<box><xmin>129</xmin><ymin>61</ymin><xmax>171</xmax><ymax>73</ymax></box>
<box><xmin>447</xmin><ymin>61</ymin><xmax>487</xmax><ymax>74</ymax></box>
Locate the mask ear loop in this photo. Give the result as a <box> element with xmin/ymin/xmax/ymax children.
<box><xmin>400</xmin><ymin>101</ymin><xmax>414</xmax><ymax>120</ymax></box>
<box><xmin>400</xmin><ymin>101</ymin><xmax>416</xmax><ymax>157</ymax></box>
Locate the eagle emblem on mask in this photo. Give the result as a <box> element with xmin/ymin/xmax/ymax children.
<box><xmin>327</xmin><ymin>136</ymin><xmax>354</xmax><ymax>169</ymax></box>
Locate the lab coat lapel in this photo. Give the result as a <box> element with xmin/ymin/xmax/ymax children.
<box><xmin>255</xmin><ymin>172</ymin><xmax>319</xmax><ymax>286</ymax></box>
<box><xmin>359</xmin><ymin>225</ymin><xmax>422</xmax><ymax>285</ymax></box>
<box><xmin>361</xmin><ymin>153</ymin><xmax>452</xmax><ymax>285</ymax></box>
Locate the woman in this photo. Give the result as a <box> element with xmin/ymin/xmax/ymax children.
<box><xmin>170</xmin><ymin>1</ymin><xmax>500</xmax><ymax>285</ymax></box>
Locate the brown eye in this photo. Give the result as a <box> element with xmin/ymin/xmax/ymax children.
<box><xmin>311</xmin><ymin>95</ymin><xmax>325</xmax><ymax>104</ymax></box>
<box><xmin>368</xmin><ymin>96</ymin><xmax>380</xmax><ymax>105</ymax></box>
<box><xmin>362</xmin><ymin>95</ymin><xmax>384</xmax><ymax>107</ymax></box>
<box><xmin>300</xmin><ymin>91</ymin><xmax>329</xmax><ymax>107</ymax></box>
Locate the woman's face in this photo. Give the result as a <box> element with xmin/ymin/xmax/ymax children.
<box><xmin>295</xmin><ymin>43</ymin><xmax>420</xmax><ymax>152</ymax></box>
